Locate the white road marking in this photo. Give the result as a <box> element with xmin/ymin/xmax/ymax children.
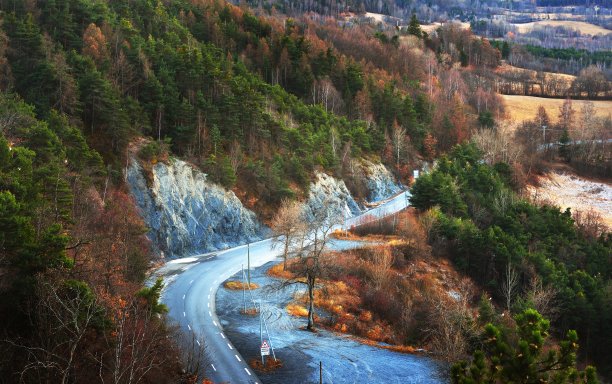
<box><xmin>207</xmin><ymin>302</ymin><xmax>210</xmax><ymax>308</ymax></box>
<box><xmin>213</xmin><ymin>321</ymin><xmax>218</xmax><ymax>327</ymax></box>
<box><xmin>227</xmin><ymin>343</ymin><xmax>233</xmax><ymax>350</ymax></box>
<box><xmin>211</xmin><ymin>364</ymin><xmax>216</xmax><ymax>372</ymax></box>
<box><xmin>183</xmin><ymin>312</ymin><xmax>186</xmax><ymax>317</ymax></box>
<box><xmin>220</xmin><ymin>333</ymin><xmax>225</xmax><ymax>339</ymax></box>
<box><xmin>208</xmin><ymin>294</ymin><xmax>210</xmax><ymax>299</ymax></box>
<box><xmin>196</xmin><ymin>340</ymin><xmax>201</xmax><ymax>346</ymax></box>
<box><xmin>244</xmin><ymin>368</ymin><xmax>251</xmax><ymax>376</ymax></box>
<box><xmin>182</xmin><ymin>294</ymin><xmax>185</xmax><ymax>300</ymax></box>
<box><xmin>189</xmin><ymin>280</ymin><xmax>194</xmax><ymax>285</ymax></box>
<box><xmin>187</xmin><ymin>324</ymin><xmax>191</xmax><ymax>331</ymax></box>
<box><xmin>209</xmin><ymin>287</ymin><xmax>212</xmax><ymax>292</ymax></box>
<box><xmin>208</xmin><ymin>311</ymin><xmax>212</xmax><ymax>316</ymax></box>
<box><xmin>235</xmin><ymin>354</ymin><xmax>241</xmax><ymax>362</ymax></box>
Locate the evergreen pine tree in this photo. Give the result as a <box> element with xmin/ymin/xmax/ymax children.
<box><xmin>408</xmin><ymin>14</ymin><xmax>422</xmax><ymax>38</ymax></box>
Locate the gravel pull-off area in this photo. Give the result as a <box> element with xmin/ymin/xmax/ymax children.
<box><xmin>527</xmin><ymin>172</ymin><xmax>612</xmax><ymax>227</ymax></box>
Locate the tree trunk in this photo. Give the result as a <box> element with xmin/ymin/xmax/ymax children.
<box><xmin>307</xmin><ymin>274</ymin><xmax>315</xmax><ymax>330</ymax></box>
<box><xmin>283</xmin><ymin>239</ymin><xmax>289</xmax><ymax>271</ymax></box>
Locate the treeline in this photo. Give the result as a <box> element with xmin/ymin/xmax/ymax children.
<box><xmin>489</xmin><ymin>39</ymin><xmax>612</xmax><ymax>71</ymax></box>
<box><xmin>410</xmin><ymin>143</ymin><xmax>612</xmax><ymax>379</ymax></box>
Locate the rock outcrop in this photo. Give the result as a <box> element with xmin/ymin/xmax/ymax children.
<box><xmin>302</xmin><ymin>172</ymin><xmax>362</xmax><ymax>223</ymax></box>
<box><xmin>127</xmin><ymin>158</ymin><xmax>266</xmax><ymax>258</ymax></box>
<box><xmin>359</xmin><ymin>159</ymin><xmax>402</xmax><ymax>202</ymax></box>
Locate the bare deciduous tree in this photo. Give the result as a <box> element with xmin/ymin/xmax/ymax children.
<box><xmin>473</xmin><ymin>121</ymin><xmax>523</xmax><ymax>165</ymax></box>
<box><xmin>501</xmin><ymin>262</ymin><xmax>520</xmax><ymax>313</ymax></box>
<box><xmin>280</xmin><ymin>199</ymin><xmax>343</xmax><ymax>330</ymax></box>
<box><xmin>526</xmin><ymin>276</ymin><xmax>558</xmax><ymax>322</ymax></box>
<box><xmin>425</xmin><ymin>279</ymin><xmax>477</xmax><ymax>361</ymax></box>
<box><xmin>271</xmin><ymin>199</ymin><xmax>306</xmax><ymax>270</ymax></box>
<box><xmin>9</xmin><ymin>278</ymin><xmax>98</xmax><ymax>384</ymax></box>
<box><xmin>368</xmin><ymin>247</ymin><xmax>394</xmax><ymax>290</ymax></box>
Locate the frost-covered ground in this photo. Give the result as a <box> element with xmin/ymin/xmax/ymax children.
<box><xmin>216</xmin><ymin>261</ymin><xmax>446</xmax><ymax>384</ymax></box>
<box><xmin>527</xmin><ymin>172</ymin><xmax>612</xmax><ymax>227</ymax></box>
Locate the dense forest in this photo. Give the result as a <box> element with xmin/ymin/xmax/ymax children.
<box><xmin>410</xmin><ymin>143</ymin><xmax>612</xmax><ymax>379</ymax></box>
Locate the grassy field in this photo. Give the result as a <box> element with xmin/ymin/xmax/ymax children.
<box><xmin>502</xmin><ymin>95</ymin><xmax>612</xmax><ymax>123</ymax></box>
<box><xmin>513</xmin><ymin>20</ymin><xmax>611</xmax><ymax>35</ymax></box>
<box><xmin>420</xmin><ymin>21</ymin><xmax>470</xmax><ymax>33</ymax></box>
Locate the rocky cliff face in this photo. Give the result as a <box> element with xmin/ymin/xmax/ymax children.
<box><xmin>127</xmin><ymin>156</ymin><xmax>402</xmax><ymax>258</ymax></box>
<box><xmin>127</xmin><ymin>158</ymin><xmax>266</xmax><ymax>258</ymax></box>
<box><xmin>359</xmin><ymin>159</ymin><xmax>402</xmax><ymax>202</ymax></box>
<box><xmin>302</xmin><ymin>172</ymin><xmax>362</xmax><ymax>223</ymax></box>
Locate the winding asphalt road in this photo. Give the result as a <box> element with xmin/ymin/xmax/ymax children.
<box><xmin>155</xmin><ymin>191</ymin><xmax>411</xmax><ymax>383</ymax></box>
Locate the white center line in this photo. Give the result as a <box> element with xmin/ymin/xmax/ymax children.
<box><xmin>207</xmin><ymin>294</ymin><xmax>210</xmax><ymax>299</ymax></box>
<box><xmin>209</xmin><ymin>287</ymin><xmax>212</xmax><ymax>292</ymax></box>
<box><xmin>187</xmin><ymin>324</ymin><xmax>191</xmax><ymax>331</ymax></box>
<box><xmin>213</xmin><ymin>321</ymin><xmax>218</xmax><ymax>327</ymax></box>
<box><xmin>220</xmin><ymin>333</ymin><xmax>225</xmax><ymax>339</ymax></box>
<box><xmin>235</xmin><ymin>354</ymin><xmax>241</xmax><ymax>362</ymax></box>
<box><xmin>207</xmin><ymin>302</ymin><xmax>210</xmax><ymax>308</ymax></box>
<box><xmin>196</xmin><ymin>340</ymin><xmax>200</xmax><ymax>346</ymax></box>
<box><xmin>182</xmin><ymin>294</ymin><xmax>185</xmax><ymax>300</ymax></box>
<box><xmin>227</xmin><ymin>343</ymin><xmax>233</xmax><ymax>350</ymax></box>
<box><xmin>211</xmin><ymin>364</ymin><xmax>216</xmax><ymax>372</ymax></box>
<box><xmin>189</xmin><ymin>279</ymin><xmax>194</xmax><ymax>285</ymax></box>
<box><xmin>244</xmin><ymin>368</ymin><xmax>251</xmax><ymax>376</ymax></box>
<box><xmin>183</xmin><ymin>312</ymin><xmax>186</xmax><ymax>317</ymax></box>
<box><xmin>208</xmin><ymin>311</ymin><xmax>212</xmax><ymax>317</ymax></box>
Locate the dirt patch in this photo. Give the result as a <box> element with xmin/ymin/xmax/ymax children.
<box><xmin>526</xmin><ymin>171</ymin><xmax>612</xmax><ymax>227</ymax></box>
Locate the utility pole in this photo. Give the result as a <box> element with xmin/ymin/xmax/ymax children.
<box><xmin>320</xmin><ymin>361</ymin><xmax>323</xmax><ymax>384</ymax></box>
<box><xmin>259</xmin><ymin>299</ymin><xmax>264</xmax><ymax>365</ymax></box>
<box><xmin>242</xmin><ymin>264</ymin><xmax>246</xmax><ymax>313</ymax></box>
<box><xmin>247</xmin><ymin>242</ymin><xmax>251</xmax><ymax>285</ymax></box>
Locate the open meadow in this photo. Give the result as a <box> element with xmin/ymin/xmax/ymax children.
<box><xmin>513</xmin><ymin>20</ymin><xmax>611</xmax><ymax>35</ymax></box>
<box><xmin>502</xmin><ymin>95</ymin><xmax>612</xmax><ymax>123</ymax></box>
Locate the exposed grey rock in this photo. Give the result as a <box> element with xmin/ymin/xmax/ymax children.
<box><xmin>359</xmin><ymin>159</ymin><xmax>402</xmax><ymax>202</ymax></box>
<box><xmin>127</xmin><ymin>158</ymin><xmax>266</xmax><ymax>258</ymax></box>
<box><xmin>302</xmin><ymin>171</ymin><xmax>362</xmax><ymax>223</ymax></box>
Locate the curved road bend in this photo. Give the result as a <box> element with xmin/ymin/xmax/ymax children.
<box><xmin>157</xmin><ymin>191</ymin><xmax>411</xmax><ymax>383</ymax></box>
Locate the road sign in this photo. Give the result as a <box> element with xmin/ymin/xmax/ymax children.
<box><xmin>260</xmin><ymin>340</ymin><xmax>270</xmax><ymax>356</ymax></box>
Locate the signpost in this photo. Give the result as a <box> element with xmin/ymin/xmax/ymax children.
<box><xmin>260</xmin><ymin>340</ymin><xmax>270</xmax><ymax>356</ymax></box>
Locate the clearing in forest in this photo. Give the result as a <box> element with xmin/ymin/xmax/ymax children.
<box><xmin>501</xmin><ymin>95</ymin><xmax>612</xmax><ymax>123</ymax></box>
<box><xmin>513</xmin><ymin>20</ymin><xmax>611</xmax><ymax>35</ymax></box>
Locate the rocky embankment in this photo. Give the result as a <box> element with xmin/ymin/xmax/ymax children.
<box><xmin>359</xmin><ymin>159</ymin><xmax>402</xmax><ymax>202</ymax></box>
<box><xmin>128</xmin><ymin>157</ymin><xmax>402</xmax><ymax>258</ymax></box>
<box><xmin>127</xmin><ymin>158</ymin><xmax>266</xmax><ymax>258</ymax></box>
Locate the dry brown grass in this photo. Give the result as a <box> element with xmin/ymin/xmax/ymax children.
<box><xmin>286</xmin><ymin>304</ymin><xmax>309</xmax><ymax>317</ymax></box>
<box><xmin>501</xmin><ymin>95</ymin><xmax>612</xmax><ymax>123</ymax></box>
<box><xmin>267</xmin><ymin>262</ymin><xmax>296</xmax><ymax>279</ymax></box>
<box><xmin>249</xmin><ymin>357</ymin><xmax>283</xmax><ymax>372</ymax></box>
<box><xmin>513</xmin><ymin>20</ymin><xmax>611</xmax><ymax>35</ymax></box>
<box><xmin>224</xmin><ymin>281</ymin><xmax>259</xmax><ymax>290</ymax></box>
<box><xmin>240</xmin><ymin>307</ymin><xmax>259</xmax><ymax>316</ymax></box>
<box><xmin>330</xmin><ymin>229</ymin><xmax>404</xmax><ymax>244</ymax></box>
